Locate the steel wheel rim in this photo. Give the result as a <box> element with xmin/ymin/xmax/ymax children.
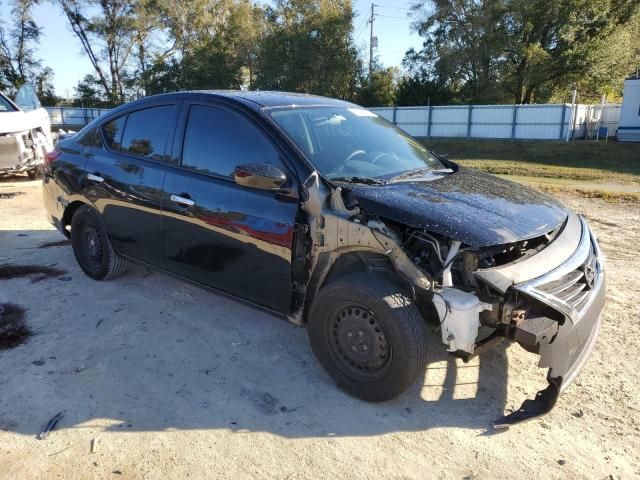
<box><xmin>81</xmin><ymin>223</ymin><xmax>103</xmax><ymax>269</ymax></box>
<box><xmin>327</xmin><ymin>303</ymin><xmax>392</xmax><ymax>379</ymax></box>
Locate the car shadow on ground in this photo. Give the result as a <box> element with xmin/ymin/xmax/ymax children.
<box><xmin>0</xmin><ymin>228</ymin><xmax>511</xmax><ymax>440</ymax></box>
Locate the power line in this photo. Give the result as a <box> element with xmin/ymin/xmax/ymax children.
<box><xmin>369</xmin><ymin>3</ymin><xmax>375</xmax><ymax>75</ymax></box>
<box><xmin>353</xmin><ymin>15</ymin><xmax>369</xmax><ymax>40</ymax></box>
<box><xmin>375</xmin><ymin>14</ymin><xmax>411</xmax><ymax>20</ymax></box>
<box><xmin>374</xmin><ymin>4</ymin><xmax>412</xmax><ymax>11</ymax></box>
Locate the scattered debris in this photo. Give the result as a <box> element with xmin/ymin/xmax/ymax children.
<box><xmin>48</xmin><ymin>444</ymin><xmax>71</xmax><ymax>457</ymax></box>
<box><xmin>32</xmin><ymin>358</ymin><xmax>46</xmax><ymax>366</ymax></box>
<box><xmin>90</xmin><ymin>438</ymin><xmax>98</xmax><ymax>453</ymax></box>
<box><xmin>0</xmin><ymin>192</ymin><xmax>24</xmax><ymax>199</ymax></box>
<box><xmin>572</xmin><ymin>409</ymin><xmax>584</xmax><ymax>418</ymax></box>
<box><xmin>37</xmin><ymin>412</ymin><xmax>64</xmax><ymax>440</ymax></box>
<box><xmin>0</xmin><ymin>264</ymin><xmax>66</xmax><ymax>282</ymax></box>
<box><xmin>558</xmin><ymin>459</ymin><xmax>567</xmax><ymax>466</ymax></box>
<box><xmin>38</xmin><ymin>239</ymin><xmax>71</xmax><ymax>249</ymax></box>
<box><xmin>112</xmin><ymin>470</ymin><xmax>122</xmax><ymax>475</ymax></box>
<box><xmin>0</xmin><ymin>303</ymin><xmax>31</xmax><ymax>350</ymax></box>
<box><xmin>63</xmin><ymin>365</ymin><xmax>86</xmax><ymax>375</ymax></box>
<box><xmin>95</xmin><ymin>319</ymin><xmax>104</xmax><ymax>329</ymax></box>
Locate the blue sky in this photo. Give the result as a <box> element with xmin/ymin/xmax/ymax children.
<box><xmin>0</xmin><ymin>0</ymin><xmax>423</xmax><ymax>97</ymax></box>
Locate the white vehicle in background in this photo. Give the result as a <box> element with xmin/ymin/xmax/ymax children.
<box><xmin>0</xmin><ymin>84</ymin><xmax>53</xmax><ymax>179</ymax></box>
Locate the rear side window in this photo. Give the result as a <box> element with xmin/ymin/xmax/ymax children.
<box><xmin>78</xmin><ymin>127</ymin><xmax>103</xmax><ymax>148</ymax></box>
<box><xmin>181</xmin><ymin>105</ymin><xmax>282</xmax><ymax>178</ymax></box>
<box><xmin>102</xmin><ymin>116</ymin><xmax>126</xmax><ymax>150</ymax></box>
<box><xmin>120</xmin><ymin>105</ymin><xmax>175</xmax><ymax>161</ymax></box>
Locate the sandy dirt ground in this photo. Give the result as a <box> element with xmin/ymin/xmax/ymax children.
<box><xmin>0</xmin><ymin>177</ymin><xmax>639</xmax><ymax>479</ymax></box>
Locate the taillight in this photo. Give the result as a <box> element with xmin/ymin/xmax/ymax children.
<box><xmin>44</xmin><ymin>150</ymin><xmax>61</xmax><ymax>166</ymax></box>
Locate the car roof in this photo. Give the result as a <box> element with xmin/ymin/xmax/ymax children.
<box><xmin>97</xmin><ymin>90</ymin><xmax>359</xmax><ymax>125</ymax></box>
<box><xmin>172</xmin><ymin>90</ymin><xmax>357</xmax><ymax>109</ymax></box>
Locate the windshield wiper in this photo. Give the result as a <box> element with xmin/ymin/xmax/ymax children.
<box><xmin>329</xmin><ymin>176</ymin><xmax>386</xmax><ymax>185</ymax></box>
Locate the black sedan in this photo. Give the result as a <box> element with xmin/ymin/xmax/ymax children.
<box><xmin>42</xmin><ymin>91</ymin><xmax>605</xmax><ymax>427</ymax></box>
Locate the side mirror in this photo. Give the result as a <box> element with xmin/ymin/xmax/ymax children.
<box><xmin>234</xmin><ymin>163</ymin><xmax>287</xmax><ymax>190</ymax></box>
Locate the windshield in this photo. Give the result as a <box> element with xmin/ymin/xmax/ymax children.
<box><xmin>268</xmin><ymin>106</ymin><xmax>445</xmax><ymax>180</ymax></box>
<box><xmin>0</xmin><ymin>94</ymin><xmax>17</xmax><ymax>112</ymax></box>
<box><xmin>14</xmin><ymin>84</ymin><xmax>41</xmax><ymax>112</ymax></box>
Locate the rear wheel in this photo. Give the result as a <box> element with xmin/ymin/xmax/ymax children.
<box><xmin>70</xmin><ymin>205</ymin><xmax>126</xmax><ymax>280</ymax></box>
<box><xmin>308</xmin><ymin>272</ymin><xmax>428</xmax><ymax>402</ymax></box>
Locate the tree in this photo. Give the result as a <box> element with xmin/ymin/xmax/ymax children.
<box><xmin>34</xmin><ymin>66</ymin><xmax>60</xmax><ymax>105</ymax></box>
<box><xmin>407</xmin><ymin>0</ymin><xmax>506</xmax><ymax>104</ymax></box>
<box><xmin>546</xmin><ymin>12</ymin><xmax>640</xmax><ymax>102</ymax></box>
<box><xmin>499</xmin><ymin>0</ymin><xmax>639</xmax><ymax>103</ymax></box>
<box><xmin>255</xmin><ymin>0</ymin><xmax>359</xmax><ymax>99</ymax></box>
<box><xmin>73</xmin><ymin>73</ymin><xmax>112</xmax><ymax>107</ymax></box>
<box><xmin>395</xmin><ymin>72</ymin><xmax>454</xmax><ymax>106</ymax></box>
<box><xmin>57</xmin><ymin>0</ymin><xmax>143</xmax><ymax>104</ymax></box>
<box><xmin>142</xmin><ymin>0</ymin><xmax>267</xmax><ymax>93</ymax></box>
<box><xmin>0</xmin><ymin>0</ymin><xmax>43</xmax><ymax>93</ymax></box>
<box><xmin>407</xmin><ymin>0</ymin><xmax>640</xmax><ymax>104</ymax></box>
<box><xmin>356</xmin><ymin>67</ymin><xmax>397</xmax><ymax>106</ymax></box>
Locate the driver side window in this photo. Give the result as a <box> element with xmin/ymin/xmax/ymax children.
<box><xmin>181</xmin><ymin>105</ymin><xmax>283</xmax><ymax>179</ymax></box>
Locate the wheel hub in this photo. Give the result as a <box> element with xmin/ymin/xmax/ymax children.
<box><xmin>331</xmin><ymin>306</ymin><xmax>390</xmax><ymax>373</ymax></box>
<box><xmin>82</xmin><ymin>224</ymin><xmax>103</xmax><ymax>266</ymax></box>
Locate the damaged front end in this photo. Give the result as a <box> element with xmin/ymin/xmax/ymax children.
<box><xmin>296</xmin><ymin>172</ymin><xmax>605</xmax><ymax>428</ymax></box>
<box><xmin>478</xmin><ymin>214</ymin><xmax>605</xmax><ymax>428</ymax></box>
<box><xmin>0</xmin><ymin>129</ymin><xmax>50</xmax><ymax>175</ymax></box>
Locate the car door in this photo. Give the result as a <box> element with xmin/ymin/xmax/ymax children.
<box><xmin>83</xmin><ymin>102</ymin><xmax>179</xmax><ymax>267</ymax></box>
<box><xmin>161</xmin><ymin>101</ymin><xmax>299</xmax><ymax>313</ymax></box>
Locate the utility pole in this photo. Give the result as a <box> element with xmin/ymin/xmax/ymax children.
<box><xmin>369</xmin><ymin>3</ymin><xmax>375</xmax><ymax>76</ymax></box>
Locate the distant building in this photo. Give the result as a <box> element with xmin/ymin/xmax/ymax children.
<box><xmin>617</xmin><ymin>75</ymin><xmax>640</xmax><ymax>142</ymax></box>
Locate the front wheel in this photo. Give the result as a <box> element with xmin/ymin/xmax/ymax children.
<box><xmin>70</xmin><ymin>205</ymin><xmax>126</xmax><ymax>280</ymax></box>
<box><xmin>308</xmin><ymin>272</ymin><xmax>428</xmax><ymax>402</ymax></box>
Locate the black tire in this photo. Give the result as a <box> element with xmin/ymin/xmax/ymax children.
<box><xmin>27</xmin><ymin>167</ymin><xmax>42</xmax><ymax>180</ymax></box>
<box><xmin>308</xmin><ymin>272</ymin><xmax>428</xmax><ymax>402</ymax></box>
<box><xmin>70</xmin><ymin>205</ymin><xmax>126</xmax><ymax>280</ymax></box>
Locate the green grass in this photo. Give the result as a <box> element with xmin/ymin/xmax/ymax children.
<box><xmin>537</xmin><ymin>185</ymin><xmax>640</xmax><ymax>203</ymax></box>
<box><xmin>419</xmin><ymin>139</ymin><xmax>640</xmax><ymax>185</ymax></box>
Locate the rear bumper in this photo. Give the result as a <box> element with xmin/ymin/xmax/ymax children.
<box><xmin>42</xmin><ymin>172</ymin><xmax>67</xmax><ymax>235</ymax></box>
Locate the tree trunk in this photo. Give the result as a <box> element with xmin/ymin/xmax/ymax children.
<box><xmin>513</xmin><ymin>58</ymin><xmax>529</xmax><ymax>104</ymax></box>
<box><xmin>523</xmin><ymin>85</ymin><xmax>536</xmax><ymax>104</ymax></box>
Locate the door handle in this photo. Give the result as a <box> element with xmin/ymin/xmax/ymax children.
<box><xmin>87</xmin><ymin>173</ymin><xmax>104</xmax><ymax>183</ymax></box>
<box><xmin>170</xmin><ymin>194</ymin><xmax>195</xmax><ymax>207</ymax></box>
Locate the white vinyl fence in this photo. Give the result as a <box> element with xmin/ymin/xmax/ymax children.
<box><xmin>44</xmin><ymin>103</ymin><xmax>622</xmax><ymax>141</ymax></box>
<box><xmin>45</xmin><ymin>107</ymin><xmax>111</xmax><ymax>129</ymax></box>
<box><xmin>370</xmin><ymin>104</ymin><xmax>621</xmax><ymax>140</ymax></box>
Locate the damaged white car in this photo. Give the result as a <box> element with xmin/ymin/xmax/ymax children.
<box><xmin>0</xmin><ymin>84</ymin><xmax>53</xmax><ymax>179</ymax></box>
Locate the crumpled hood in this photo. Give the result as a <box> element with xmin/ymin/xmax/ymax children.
<box><xmin>0</xmin><ymin>110</ymin><xmax>30</xmax><ymax>134</ymax></box>
<box><xmin>347</xmin><ymin>166</ymin><xmax>568</xmax><ymax>247</ymax></box>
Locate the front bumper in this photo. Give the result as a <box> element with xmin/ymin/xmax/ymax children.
<box><xmin>0</xmin><ymin>131</ymin><xmax>41</xmax><ymax>173</ymax></box>
<box><xmin>493</xmin><ymin>217</ymin><xmax>605</xmax><ymax>428</ymax></box>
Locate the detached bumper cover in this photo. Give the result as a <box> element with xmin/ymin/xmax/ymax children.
<box><xmin>494</xmin><ymin>217</ymin><xmax>605</xmax><ymax>428</ymax></box>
